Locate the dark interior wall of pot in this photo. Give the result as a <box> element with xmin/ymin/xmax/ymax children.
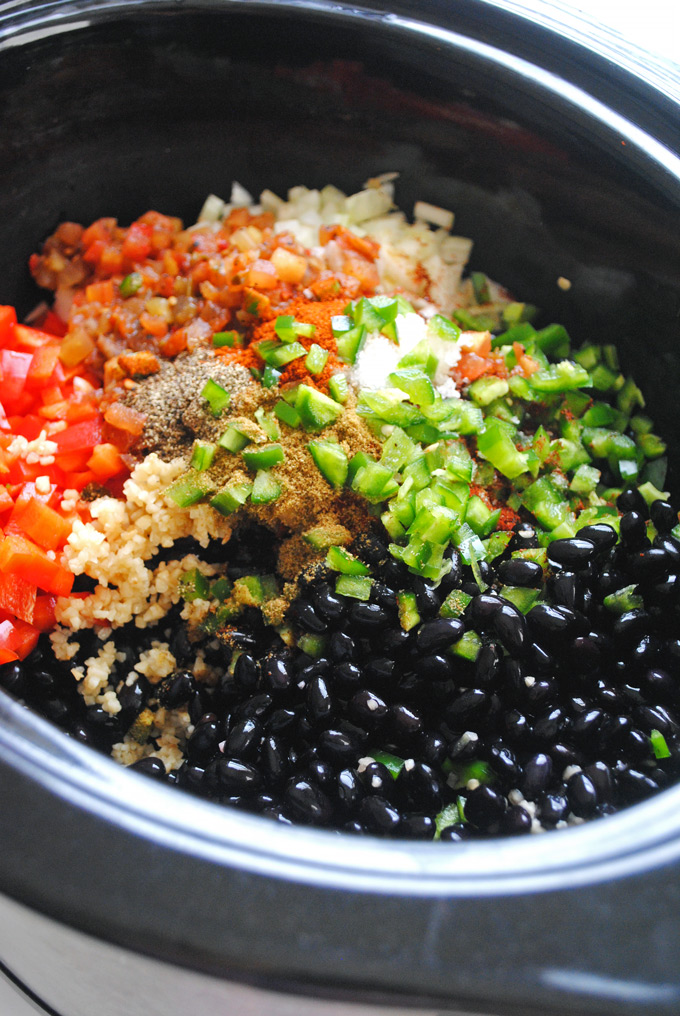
<box><xmin>1</xmin><ymin>6</ymin><xmax>679</xmax><ymax>483</ymax></box>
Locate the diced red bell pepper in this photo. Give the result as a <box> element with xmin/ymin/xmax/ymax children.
<box><xmin>33</xmin><ymin>594</ymin><xmax>57</xmax><ymax>632</ymax></box>
<box><xmin>7</xmin><ymin>414</ymin><xmax>44</xmax><ymax>441</ymax></box>
<box><xmin>0</xmin><ymin>306</ymin><xmax>17</xmax><ymax>348</ymax></box>
<box><xmin>26</xmin><ymin>344</ymin><xmax>60</xmax><ymax>387</ymax></box>
<box><xmin>41</xmin><ymin>311</ymin><xmax>68</xmax><ymax>338</ymax></box>
<box><xmin>0</xmin><ymin>532</ymin><xmax>74</xmax><ymax>596</ymax></box>
<box><xmin>0</xmin><ymin>572</ymin><xmax>36</xmax><ymax>624</ymax></box>
<box><xmin>13</xmin><ymin>324</ymin><xmax>56</xmax><ymax>350</ymax></box>
<box><xmin>87</xmin><ymin>442</ymin><xmax>125</xmax><ymax>481</ymax></box>
<box><xmin>0</xmin><ymin>486</ymin><xmax>14</xmax><ymax>515</ymax></box>
<box><xmin>12</xmin><ymin>497</ymin><xmax>72</xmax><ymax>551</ymax></box>
<box><xmin>0</xmin><ymin>617</ymin><xmax>40</xmax><ymax>660</ymax></box>
<box><xmin>1</xmin><ymin>349</ymin><xmax>34</xmax><ymax>407</ymax></box>
<box><xmin>52</xmin><ymin>417</ymin><xmax>102</xmax><ymax>453</ymax></box>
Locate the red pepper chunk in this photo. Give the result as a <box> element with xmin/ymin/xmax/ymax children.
<box><xmin>11</xmin><ymin>497</ymin><xmax>72</xmax><ymax>551</ymax></box>
<box><xmin>53</xmin><ymin>417</ymin><xmax>103</xmax><ymax>453</ymax></box>
<box><xmin>0</xmin><ymin>306</ymin><xmax>17</xmax><ymax>348</ymax></box>
<box><xmin>0</xmin><ymin>617</ymin><xmax>40</xmax><ymax>661</ymax></box>
<box><xmin>0</xmin><ymin>532</ymin><xmax>74</xmax><ymax>597</ymax></box>
<box><xmin>0</xmin><ymin>572</ymin><xmax>36</xmax><ymax>624</ymax></box>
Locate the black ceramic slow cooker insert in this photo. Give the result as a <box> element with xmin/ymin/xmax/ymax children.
<box><xmin>0</xmin><ymin>3</ymin><xmax>679</xmax><ymax>1015</ymax></box>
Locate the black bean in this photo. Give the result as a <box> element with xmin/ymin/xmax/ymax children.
<box><xmin>523</xmin><ymin>678</ymin><xmax>557</xmax><ymax>713</ymax></box>
<box><xmin>619</xmin><ymin>511</ymin><xmax>647</xmax><ymax>548</ymax></box>
<box><xmin>494</xmin><ymin>602</ymin><xmax>528</xmax><ymax>656</ymax></box>
<box><xmin>158</xmin><ymin>669</ymin><xmax>195</xmax><ymax>708</ymax></box>
<box><xmin>332</xmin><ymin>662</ymin><xmax>363</xmax><ymax>695</ymax></box>
<box><xmin>359</xmin><ymin>795</ymin><xmax>401</xmax><ymax>834</ymax></box>
<box><xmin>176</xmin><ymin>762</ymin><xmax>206</xmax><ymax>794</ymax></box>
<box><xmin>233</xmin><ymin>692</ymin><xmax>273</xmax><ymax>722</ymax></box>
<box><xmin>470</xmin><ymin>592</ymin><xmax>502</xmax><ymax>629</ymax></box>
<box><xmin>205</xmin><ymin>758</ymin><xmax>262</xmax><ymax>796</ymax></box>
<box><xmin>521</xmin><ymin>753</ymin><xmax>553</xmax><ymax>798</ymax></box>
<box><xmin>439</xmin><ymin>823</ymin><xmax>472</xmax><ymax>842</ymax></box>
<box><xmin>464</xmin><ymin>785</ymin><xmax>506</xmax><ymax>828</ymax></box>
<box><xmin>567</xmin><ymin>772</ymin><xmax>598</xmax><ymax>816</ymax></box>
<box><xmin>616</xmin><ymin>767</ymin><xmax>658</xmax><ymax>801</ymax></box>
<box><xmin>262</xmin><ymin>654</ymin><xmax>294</xmax><ymax>692</ymax></box>
<box><xmin>504</xmin><ymin>708</ymin><xmax>531</xmax><ymax>745</ymax></box>
<box><xmin>420</xmin><ymin>732</ymin><xmax>448</xmax><ymax>767</ymax></box>
<box><xmin>129</xmin><ymin>756</ymin><xmax>166</xmax><ymax>779</ymax></box>
<box><xmin>307</xmin><ymin>676</ymin><xmax>334</xmax><ymax>724</ymax></box>
<box><xmin>187</xmin><ymin>715</ymin><xmax>221</xmax><ymax>762</ymax></box>
<box><xmin>390</xmin><ymin>703</ymin><xmax>423</xmax><ymax>739</ymax></box>
<box><xmin>549</xmin><ymin>742</ymin><xmax>584</xmax><ymax>768</ymax></box>
<box><xmin>401</xmin><ymin>814</ymin><xmax>436</xmax><ymax>839</ymax></box>
<box><xmin>305</xmin><ymin>758</ymin><xmax>334</xmax><ymax>788</ymax></box>
<box><xmin>501</xmin><ymin>805</ymin><xmax>533</xmax><ymax>835</ymax></box>
<box><xmin>284</xmin><ymin>779</ymin><xmax>333</xmax><ymax>824</ymax></box>
<box><xmin>350</xmin><ymin>689</ymin><xmax>388</xmax><ymax>725</ymax></box>
<box><xmin>626</xmin><ymin>548</ymin><xmax>671</xmax><ymax>584</ymax></box>
<box><xmin>360</xmin><ymin>761</ymin><xmax>394</xmax><ymax>797</ymax></box>
<box><xmin>650</xmin><ymin>500</ymin><xmax>677</xmax><ymax>534</ymax></box>
<box><xmin>511</xmin><ymin>524</ymin><xmax>539</xmax><ymax>551</ymax></box>
<box><xmin>0</xmin><ymin>661</ymin><xmax>27</xmax><ymax>697</ymax></box>
<box><xmin>487</xmin><ymin>740</ymin><xmax>521</xmax><ymax>783</ymax></box>
<box><xmin>642</xmin><ymin>668</ymin><xmax>677</xmax><ymax>703</ymax></box>
<box><xmin>547</xmin><ymin>538</ymin><xmax>596</xmax><ymax>569</ymax></box>
<box><xmin>474</xmin><ymin>642</ymin><xmax>502</xmax><ymax>688</ymax></box>
<box><xmin>363</xmin><ymin>657</ymin><xmax>395</xmax><ymax>689</ymax></box>
<box><xmin>617</xmin><ymin>487</ymin><xmax>648</xmax><ymax>516</ymax></box>
<box><xmin>578</xmin><ymin>523</ymin><xmax>618</xmax><ymax>552</ymax></box>
<box><xmin>418</xmin><ymin>653</ymin><xmax>454</xmax><ymax>682</ymax></box>
<box><xmin>584</xmin><ymin>762</ymin><xmax>613</xmax><ymax>802</ymax></box>
<box><xmin>498</xmin><ymin>558</ymin><xmax>543</xmax><ymax>587</ymax></box>
<box><xmin>613</xmin><ymin>610</ymin><xmax>650</xmax><ymax>643</ymax></box>
<box><xmin>378</xmin><ymin>627</ymin><xmax>412</xmax><ymax>656</ymax></box>
<box><xmin>226</xmin><ymin>717</ymin><xmax>262</xmax><ymax>760</ymax></box>
<box><xmin>533</xmin><ymin>706</ymin><xmax>567</xmax><ymax>742</ymax></box>
<box><xmin>635</xmin><ymin>703</ymin><xmax>678</xmax><ymax>735</ymax></box>
<box><xmin>312</xmin><ymin>583</ymin><xmax>346</xmax><ymax>622</ymax></box>
<box><xmin>260</xmin><ymin>735</ymin><xmax>287</xmax><ymax>784</ymax></box>
<box><xmin>527</xmin><ymin>603</ymin><xmax>578</xmax><ymax>642</ymax></box>
<box><xmin>397</xmin><ymin>761</ymin><xmax>442</xmax><ymax>810</ymax></box>
<box><xmin>267</xmin><ymin>707</ymin><xmax>298</xmax><ymax>735</ymax></box>
<box><xmin>654</xmin><ymin>534</ymin><xmax>680</xmax><ymax>566</ymax></box>
<box><xmin>349</xmin><ymin>603</ymin><xmax>389</xmax><ymax>628</ymax></box>
<box><xmin>328</xmin><ymin>631</ymin><xmax>356</xmax><ymax>663</ymax></box>
<box><xmin>447</xmin><ymin>688</ymin><xmax>490</xmax><ymax>725</ymax></box>
<box><xmin>549</xmin><ymin>572</ymin><xmax>583</xmax><ymax>612</ymax></box>
<box><xmin>233</xmin><ymin>653</ymin><xmax>259</xmax><ymax>693</ymax></box>
<box><xmin>337</xmin><ymin>768</ymin><xmax>363</xmax><ymax>811</ymax></box>
<box><xmin>416</xmin><ymin>618</ymin><xmax>465</xmax><ymax>654</ymax></box>
<box><xmin>318</xmin><ymin>728</ymin><xmax>362</xmax><ymax>765</ymax></box>
<box><xmin>412</xmin><ymin>578</ymin><xmax>441</xmax><ymax>617</ymax></box>
<box><xmin>571</xmin><ymin>708</ymin><xmax>604</xmax><ymax>741</ymax></box>
<box><xmin>539</xmin><ymin>792</ymin><xmax>568</xmax><ymax>824</ymax></box>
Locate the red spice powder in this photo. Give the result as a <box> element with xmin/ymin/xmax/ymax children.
<box><xmin>219</xmin><ymin>297</ymin><xmax>347</xmax><ymax>392</ymax></box>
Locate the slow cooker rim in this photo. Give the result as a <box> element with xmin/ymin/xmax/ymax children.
<box><xmin>0</xmin><ymin>0</ymin><xmax>679</xmax><ymax>898</ymax></box>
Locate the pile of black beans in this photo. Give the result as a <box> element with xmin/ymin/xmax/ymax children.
<box><xmin>1</xmin><ymin>490</ymin><xmax>679</xmax><ymax>839</ymax></box>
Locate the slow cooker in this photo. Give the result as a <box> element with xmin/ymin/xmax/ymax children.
<box><xmin>0</xmin><ymin>2</ymin><xmax>679</xmax><ymax>1014</ymax></box>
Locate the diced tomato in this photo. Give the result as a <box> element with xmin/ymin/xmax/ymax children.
<box><xmin>85</xmin><ymin>280</ymin><xmax>114</xmax><ymax>304</ymax></box>
<box><xmin>11</xmin><ymin>497</ymin><xmax>72</xmax><ymax>551</ymax></box>
<box><xmin>0</xmin><ymin>572</ymin><xmax>36</xmax><ymax>624</ymax></box>
<box><xmin>52</xmin><ymin>417</ymin><xmax>102</xmax><ymax>453</ymax></box>
<box><xmin>455</xmin><ymin>351</ymin><xmax>491</xmax><ymax>381</ymax></box>
<box><xmin>0</xmin><ymin>532</ymin><xmax>74</xmax><ymax>596</ymax></box>
<box><xmin>103</xmin><ymin>402</ymin><xmax>146</xmax><ymax>437</ymax></box>
<box><xmin>0</xmin><ymin>306</ymin><xmax>17</xmax><ymax>348</ymax></box>
<box><xmin>122</xmin><ymin>221</ymin><xmax>153</xmax><ymax>262</ymax></box>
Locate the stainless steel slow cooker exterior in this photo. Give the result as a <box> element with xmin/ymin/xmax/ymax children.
<box><xmin>0</xmin><ymin>3</ymin><xmax>679</xmax><ymax>1014</ymax></box>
